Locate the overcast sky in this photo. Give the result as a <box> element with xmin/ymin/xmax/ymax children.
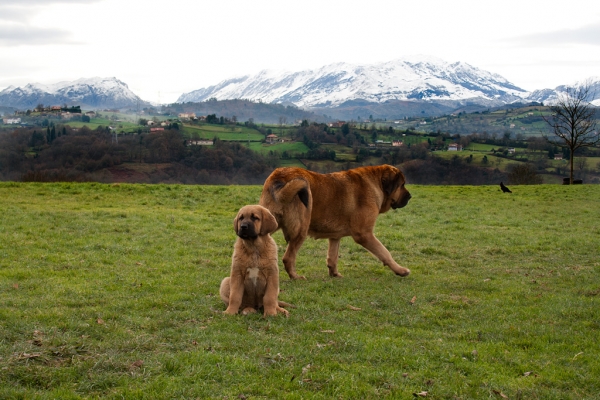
<box><xmin>1</xmin><ymin>0</ymin><xmax>599</xmax><ymax>103</ymax></box>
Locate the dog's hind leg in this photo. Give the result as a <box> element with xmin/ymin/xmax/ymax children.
<box><xmin>352</xmin><ymin>232</ymin><xmax>410</xmax><ymax>277</ymax></box>
<box><xmin>219</xmin><ymin>277</ymin><xmax>231</xmax><ymax>305</ymax></box>
<box><xmin>223</xmin><ymin>275</ymin><xmax>245</xmax><ymax>314</ymax></box>
<box><xmin>327</xmin><ymin>238</ymin><xmax>343</xmax><ymax>277</ymax></box>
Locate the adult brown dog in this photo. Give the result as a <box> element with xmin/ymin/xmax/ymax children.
<box><xmin>259</xmin><ymin>165</ymin><xmax>411</xmax><ymax>280</ymax></box>
<box><xmin>220</xmin><ymin>205</ymin><xmax>291</xmax><ymax>317</ymax></box>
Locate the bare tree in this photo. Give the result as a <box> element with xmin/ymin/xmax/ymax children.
<box><xmin>543</xmin><ymin>80</ymin><xmax>599</xmax><ymax>184</ymax></box>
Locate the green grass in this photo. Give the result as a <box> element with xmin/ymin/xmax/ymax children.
<box><xmin>1</xmin><ymin>182</ymin><xmax>599</xmax><ymax>398</ymax></box>
<box><xmin>247</xmin><ymin>141</ymin><xmax>310</xmax><ymax>155</ymax></box>
<box><xmin>182</xmin><ymin>124</ymin><xmax>265</xmax><ymax>141</ymax></box>
<box><xmin>65</xmin><ymin>116</ymin><xmax>141</xmax><ymax>133</ymax></box>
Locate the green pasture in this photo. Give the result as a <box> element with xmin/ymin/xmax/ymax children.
<box><xmin>182</xmin><ymin>124</ymin><xmax>264</xmax><ymax>141</ymax></box>
<box><xmin>247</xmin><ymin>141</ymin><xmax>310</xmax><ymax>155</ymax></box>
<box><xmin>65</xmin><ymin>117</ymin><xmax>140</xmax><ymax>133</ymax></box>
<box><xmin>1</xmin><ymin>182</ymin><xmax>599</xmax><ymax>399</ymax></box>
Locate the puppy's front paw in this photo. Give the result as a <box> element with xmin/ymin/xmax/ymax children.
<box><xmin>223</xmin><ymin>308</ymin><xmax>238</xmax><ymax>315</ymax></box>
<box><xmin>242</xmin><ymin>307</ymin><xmax>257</xmax><ymax>315</ymax></box>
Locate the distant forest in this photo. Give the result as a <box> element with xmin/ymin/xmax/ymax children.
<box><xmin>0</xmin><ymin>125</ymin><xmax>276</xmax><ymax>184</ymax></box>
<box><xmin>0</xmin><ymin>122</ymin><xmax>516</xmax><ymax>185</ymax></box>
<box><xmin>5</xmin><ymin>114</ymin><xmax>597</xmax><ymax>185</ymax></box>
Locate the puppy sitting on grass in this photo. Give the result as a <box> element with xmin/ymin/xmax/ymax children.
<box><xmin>220</xmin><ymin>205</ymin><xmax>291</xmax><ymax>317</ymax></box>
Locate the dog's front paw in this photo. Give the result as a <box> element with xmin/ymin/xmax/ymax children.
<box><xmin>223</xmin><ymin>308</ymin><xmax>238</xmax><ymax>315</ymax></box>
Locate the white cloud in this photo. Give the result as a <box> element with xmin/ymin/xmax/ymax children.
<box><xmin>1</xmin><ymin>0</ymin><xmax>599</xmax><ymax>102</ymax></box>
<box><xmin>0</xmin><ymin>25</ymin><xmax>75</xmax><ymax>46</ymax></box>
<box><xmin>505</xmin><ymin>22</ymin><xmax>600</xmax><ymax>47</ymax></box>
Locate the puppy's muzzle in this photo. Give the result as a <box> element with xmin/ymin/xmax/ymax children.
<box><xmin>238</xmin><ymin>221</ymin><xmax>258</xmax><ymax>239</ymax></box>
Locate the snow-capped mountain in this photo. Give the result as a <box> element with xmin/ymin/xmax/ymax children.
<box><xmin>178</xmin><ymin>56</ymin><xmax>528</xmax><ymax>108</ymax></box>
<box><xmin>0</xmin><ymin>77</ymin><xmax>149</xmax><ymax>110</ymax></box>
<box><xmin>526</xmin><ymin>77</ymin><xmax>600</xmax><ymax>106</ymax></box>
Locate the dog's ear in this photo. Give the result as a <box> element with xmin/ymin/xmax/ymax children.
<box><xmin>381</xmin><ymin>165</ymin><xmax>403</xmax><ymax>196</ymax></box>
<box><xmin>233</xmin><ymin>210</ymin><xmax>241</xmax><ymax>233</ymax></box>
<box><xmin>259</xmin><ymin>206</ymin><xmax>278</xmax><ymax>235</ymax></box>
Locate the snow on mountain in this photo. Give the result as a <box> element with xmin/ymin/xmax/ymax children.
<box><xmin>525</xmin><ymin>77</ymin><xmax>600</xmax><ymax>105</ymax></box>
<box><xmin>178</xmin><ymin>56</ymin><xmax>528</xmax><ymax>108</ymax></box>
<box><xmin>0</xmin><ymin>77</ymin><xmax>149</xmax><ymax>110</ymax></box>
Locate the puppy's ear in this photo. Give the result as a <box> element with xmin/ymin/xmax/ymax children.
<box><xmin>233</xmin><ymin>211</ymin><xmax>240</xmax><ymax>233</ymax></box>
<box><xmin>259</xmin><ymin>206</ymin><xmax>278</xmax><ymax>235</ymax></box>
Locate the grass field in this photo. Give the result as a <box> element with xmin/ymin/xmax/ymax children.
<box><xmin>65</xmin><ymin>117</ymin><xmax>140</xmax><ymax>133</ymax></box>
<box><xmin>182</xmin><ymin>124</ymin><xmax>265</xmax><ymax>141</ymax></box>
<box><xmin>1</xmin><ymin>182</ymin><xmax>599</xmax><ymax>398</ymax></box>
<box><xmin>247</xmin><ymin>141</ymin><xmax>310</xmax><ymax>155</ymax></box>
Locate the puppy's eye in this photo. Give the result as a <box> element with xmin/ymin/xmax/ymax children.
<box><xmin>251</xmin><ymin>214</ymin><xmax>259</xmax><ymax>221</ymax></box>
<box><xmin>239</xmin><ymin>215</ymin><xmax>244</xmax><ymax>220</ymax></box>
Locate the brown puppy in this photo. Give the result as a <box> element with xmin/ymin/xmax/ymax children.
<box><xmin>259</xmin><ymin>164</ymin><xmax>411</xmax><ymax>280</ymax></box>
<box><xmin>220</xmin><ymin>205</ymin><xmax>290</xmax><ymax>317</ymax></box>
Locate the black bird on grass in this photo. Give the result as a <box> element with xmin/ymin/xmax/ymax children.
<box><xmin>500</xmin><ymin>182</ymin><xmax>512</xmax><ymax>193</ymax></box>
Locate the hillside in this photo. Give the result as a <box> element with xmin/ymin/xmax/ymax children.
<box><xmin>164</xmin><ymin>99</ymin><xmax>331</xmax><ymax>124</ymax></box>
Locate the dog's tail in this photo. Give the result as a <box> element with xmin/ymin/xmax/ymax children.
<box><xmin>278</xmin><ymin>300</ymin><xmax>297</xmax><ymax>309</ymax></box>
<box><xmin>270</xmin><ymin>178</ymin><xmax>310</xmax><ymax>208</ymax></box>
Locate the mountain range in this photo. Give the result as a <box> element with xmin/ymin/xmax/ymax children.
<box><xmin>178</xmin><ymin>56</ymin><xmax>530</xmax><ymax>108</ymax></box>
<box><xmin>0</xmin><ymin>77</ymin><xmax>149</xmax><ymax>111</ymax></box>
<box><xmin>1</xmin><ymin>56</ymin><xmax>598</xmax><ymax>120</ymax></box>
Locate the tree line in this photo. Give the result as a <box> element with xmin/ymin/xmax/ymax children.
<box><xmin>0</xmin><ymin>125</ymin><xmax>275</xmax><ymax>184</ymax></box>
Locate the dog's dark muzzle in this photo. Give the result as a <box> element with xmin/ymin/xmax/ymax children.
<box><xmin>392</xmin><ymin>192</ymin><xmax>411</xmax><ymax>209</ymax></box>
<box><xmin>237</xmin><ymin>222</ymin><xmax>258</xmax><ymax>239</ymax></box>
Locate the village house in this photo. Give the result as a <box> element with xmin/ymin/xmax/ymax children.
<box><xmin>3</xmin><ymin>117</ymin><xmax>21</xmax><ymax>124</ymax></box>
<box><xmin>554</xmin><ymin>154</ymin><xmax>563</xmax><ymax>160</ymax></box>
<box><xmin>266</xmin><ymin>134</ymin><xmax>279</xmax><ymax>144</ymax></box>
<box><xmin>178</xmin><ymin>113</ymin><xmax>196</xmax><ymax>119</ymax></box>
<box><xmin>328</xmin><ymin>121</ymin><xmax>345</xmax><ymax>128</ymax></box>
<box><xmin>188</xmin><ymin>139</ymin><xmax>213</xmax><ymax>146</ymax></box>
<box><xmin>150</xmin><ymin>127</ymin><xmax>165</xmax><ymax>132</ymax></box>
<box><xmin>392</xmin><ymin>140</ymin><xmax>404</xmax><ymax>147</ymax></box>
<box><xmin>448</xmin><ymin>143</ymin><xmax>463</xmax><ymax>151</ymax></box>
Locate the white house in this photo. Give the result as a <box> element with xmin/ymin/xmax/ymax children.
<box><xmin>448</xmin><ymin>143</ymin><xmax>463</xmax><ymax>151</ymax></box>
<box><xmin>188</xmin><ymin>140</ymin><xmax>213</xmax><ymax>146</ymax></box>
<box><xmin>2</xmin><ymin>118</ymin><xmax>21</xmax><ymax>124</ymax></box>
<box><xmin>178</xmin><ymin>113</ymin><xmax>196</xmax><ymax>119</ymax></box>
